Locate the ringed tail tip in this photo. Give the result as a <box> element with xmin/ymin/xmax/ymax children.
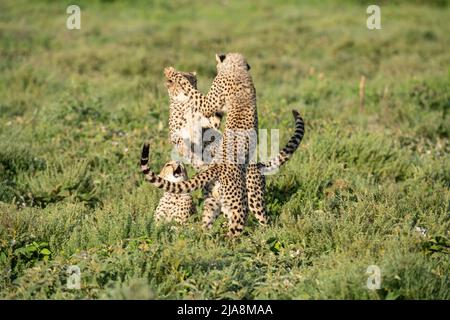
<box><xmin>141</xmin><ymin>142</ymin><xmax>150</xmax><ymax>165</ymax></box>
<box><xmin>142</xmin><ymin>143</ymin><xmax>150</xmax><ymax>155</ymax></box>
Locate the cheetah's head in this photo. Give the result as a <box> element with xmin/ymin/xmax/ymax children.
<box><xmin>215</xmin><ymin>53</ymin><xmax>251</xmax><ymax>73</ymax></box>
<box><xmin>209</xmin><ymin>112</ymin><xmax>223</xmax><ymax>129</ymax></box>
<box><xmin>164</xmin><ymin>67</ymin><xmax>197</xmax><ymax>99</ymax></box>
<box><xmin>159</xmin><ymin>160</ymin><xmax>188</xmax><ymax>183</ymax></box>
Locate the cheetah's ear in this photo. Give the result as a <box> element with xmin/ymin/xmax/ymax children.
<box><xmin>191</xmin><ymin>71</ymin><xmax>197</xmax><ymax>76</ymax></box>
<box><xmin>216</xmin><ymin>53</ymin><xmax>226</xmax><ymax>63</ymax></box>
<box><xmin>246</xmin><ymin>63</ymin><xmax>251</xmax><ymax>71</ymax></box>
<box><xmin>164</xmin><ymin>66</ymin><xmax>175</xmax><ymax>78</ymax></box>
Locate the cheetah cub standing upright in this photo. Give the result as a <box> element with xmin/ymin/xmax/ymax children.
<box><xmin>166</xmin><ymin>69</ymin><xmax>222</xmax><ymax>169</ymax></box>
<box><xmin>153</xmin><ymin>161</ymin><xmax>194</xmax><ymax>224</ymax></box>
<box><xmin>147</xmin><ymin>70</ymin><xmax>221</xmax><ymax>227</ymax></box>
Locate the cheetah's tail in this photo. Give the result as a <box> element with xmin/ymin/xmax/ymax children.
<box><xmin>257</xmin><ymin>109</ymin><xmax>305</xmax><ymax>174</ymax></box>
<box><xmin>140</xmin><ymin>143</ymin><xmax>218</xmax><ymax>194</ymax></box>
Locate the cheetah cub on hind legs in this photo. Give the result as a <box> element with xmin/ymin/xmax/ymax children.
<box><xmin>165</xmin><ymin>69</ymin><xmax>222</xmax><ymax>169</ymax></box>
<box><xmin>150</xmin><ymin>70</ymin><xmax>220</xmax><ymax>227</ymax></box>
<box><xmin>152</xmin><ymin>161</ymin><xmax>195</xmax><ymax>224</ymax></box>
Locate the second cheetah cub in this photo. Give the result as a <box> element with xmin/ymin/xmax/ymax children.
<box><xmin>153</xmin><ymin>161</ymin><xmax>195</xmax><ymax>224</ymax></box>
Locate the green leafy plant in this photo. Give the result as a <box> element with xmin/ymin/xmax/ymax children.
<box><xmin>422</xmin><ymin>236</ymin><xmax>450</xmax><ymax>255</ymax></box>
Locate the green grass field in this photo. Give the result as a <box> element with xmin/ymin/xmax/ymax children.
<box><xmin>0</xmin><ymin>0</ymin><xmax>449</xmax><ymax>299</ymax></box>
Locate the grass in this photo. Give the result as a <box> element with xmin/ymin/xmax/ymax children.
<box><xmin>0</xmin><ymin>0</ymin><xmax>449</xmax><ymax>299</ymax></box>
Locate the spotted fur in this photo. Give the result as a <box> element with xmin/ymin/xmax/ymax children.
<box><xmin>143</xmin><ymin>109</ymin><xmax>304</xmax><ymax>231</ymax></box>
<box><xmin>166</xmin><ymin>69</ymin><xmax>222</xmax><ymax>168</ymax></box>
<box><xmin>142</xmin><ymin>53</ymin><xmax>305</xmax><ymax>236</ymax></box>
<box><xmin>165</xmin><ymin>68</ymin><xmax>304</xmax><ymax>230</ymax></box>
<box><xmin>154</xmin><ymin>161</ymin><xmax>194</xmax><ymax>224</ymax></box>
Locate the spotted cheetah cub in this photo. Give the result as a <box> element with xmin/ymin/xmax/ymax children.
<box><xmin>154</xmin><ymin>161</ymin><xmax>194</xmax><ymax>224</ymax></box>
<box><xmin>166</xmin><ymin>69</ymin><xmax>222</xmax><ymax>169</ymax></box>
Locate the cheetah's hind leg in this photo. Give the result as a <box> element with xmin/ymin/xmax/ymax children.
<box><xmin>246</xmin><ymin>164</ymin><xmax>268</xmax><ymax>225</ymax></box>
<box><xmin>202</xmin><ymin>195</ymin><xmax>221</xmax><ymax>229</ymax></box>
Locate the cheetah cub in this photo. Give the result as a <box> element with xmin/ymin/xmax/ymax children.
<box><xmin>153</xmin><ymin>161</ymin><xmax>194</xmax><ymax>224</ymax></box>
<box><xmin>166</xmin><ymin>69</ymin><xmax>222</xmax><ymax>169</ymax></box>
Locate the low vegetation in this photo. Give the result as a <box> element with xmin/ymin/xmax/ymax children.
<box><xmin>0</xmin><ymin>0</ymin><xmax>449</xmax><ymax>299</ymax></box>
